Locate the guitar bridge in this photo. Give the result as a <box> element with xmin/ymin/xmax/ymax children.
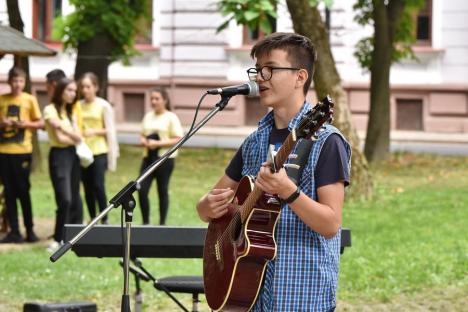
<box><xmin>215</xmin><ymin>240</ymin><xmax>221</xmax><ymax>262</ymax></box>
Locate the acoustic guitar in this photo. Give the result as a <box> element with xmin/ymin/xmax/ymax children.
<box><xmin>203</xmin><ymin>96</ymin><xmax>334</xmax><ymax>311</ymax></box>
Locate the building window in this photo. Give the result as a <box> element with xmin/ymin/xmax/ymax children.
<box><xmin>123</xmin><ymin>93</ymin><xmax>145</xmax><ymax>122</ymax></box>
<box><xmin>35</xmin><ymin>90</ymin><xmax>49</xmax><ymax>111</ymax></box>
<box><xmin>396</xmin><ymin>98</ymin><xmax>424</xmax><ymax>131</ymax></box>
<box><xmin>33</xmin><ymin>0</ymin><xmax>62</xmax><ymax>42</ymax></box>
<box><xmin>414</xmin><ymin>0</ymin><xmax>432</xmax><ymax>46</ymax></box>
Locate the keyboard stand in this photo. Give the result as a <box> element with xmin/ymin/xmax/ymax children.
<box><xmin>64</xmin><ymin>225</ymin><xmax>351</xmax><ymax>311</ymax></box>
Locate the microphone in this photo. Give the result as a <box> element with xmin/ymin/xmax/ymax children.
<box><xmin>207</xmin><ymin>81</ymin><xmax>259</xmax><ymax>97</ymax></box>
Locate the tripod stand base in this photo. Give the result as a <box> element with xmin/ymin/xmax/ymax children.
<box><xmin>121</xmin><ymin>294</ymin><xmax>131</xmax><ymax>312</ymax></box>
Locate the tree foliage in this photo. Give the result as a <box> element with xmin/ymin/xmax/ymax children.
<box><xmin>54</xmin><ymin>0</ymin><xmax>150</xmax><ymax>64</ymax></box>
<box><xmin>217</xmin><ymin>0</ymin><xmax>278</xmax><ymax>33</ymax></box>
<box><xmin>217</xmin><ymin>0</ymin><xmax>335</xmax><ymax>33</ymax></box>
<box><xmin>353</xmin><ymin>0</ymin><xmax>425</xmax><ymax>70</ymax></box>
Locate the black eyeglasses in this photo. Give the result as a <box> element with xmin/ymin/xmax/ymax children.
<box><xmin>247</xmin><ymin>66</ymin><xmax>301</xmax><ymax>81</ymax></box>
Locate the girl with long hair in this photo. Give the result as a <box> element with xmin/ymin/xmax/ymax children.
<box><xmin>43</xmin><ymin>78</ymin><xmax>83</xmax><ymax>251</ymax></box>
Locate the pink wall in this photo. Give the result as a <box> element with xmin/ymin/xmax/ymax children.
<box><xmin>1</xmin><ymin>77</ymin><xmax>467</xmax><ymax>134</ymax></box>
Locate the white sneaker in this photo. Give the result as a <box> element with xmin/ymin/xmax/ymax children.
<box><xmin>47</xmin><ymin>241</ymin><xmax>62</xmax><ymax>253</ymax></box>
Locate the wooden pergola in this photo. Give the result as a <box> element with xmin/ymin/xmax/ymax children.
<box><xmin>0</xmin><ymin>25</ymin><xmax>57</xmax><ymax>57</ymax></box>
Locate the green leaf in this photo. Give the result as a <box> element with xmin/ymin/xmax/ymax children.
<box><xmin>244</xmin><ymin>10</ymin><xmax>260</xmax><ymax>21</ymax></box>
<box><xmin>323</xmin><ymin>0</ymin><xmax>334</xmax><ymax>8</ymax></box>
<box><xmin>259</xmin><ymin>17</ymin><xmax>272</xmax><ymax>34</ymax></box>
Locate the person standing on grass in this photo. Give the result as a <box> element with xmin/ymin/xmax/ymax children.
<box><xmin>138</xmin><ymin>87</ymin><xmax>183</xmax><ymax>225</ymax></box>
<box><xmin>0</xmin><ymin>67</ymin><xmax>43</xmax><ymax>243</ymax></box>
<box><xmin>78</xmin><ymin>72</ymin><xmax>119</xmax><ymax>224</ymax></box>
<box><xmin>43</xmin><ymin>78</ymin><xmax>83</xmax><ymax>251</ymax></box>
<box><xmin>197</xmin><ymin>33</ymin><xmax>351</xmax><ymax>311</ymax></box>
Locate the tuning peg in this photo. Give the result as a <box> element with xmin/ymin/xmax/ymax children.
<box><xmin>328</xmin><ymin>116</ymin><xmax>334</xmax><ymax>124</ymax></box>
<box><xmin>288</xmin><ymin>154</ymin><xmax>298</xmax><ymax>159</ymax></box>
<box><xmin>325</xmin><ymin>95</ymin><xmax>335</xmax><ymax>107</ymax></box>
<box><xmin>284</xmin><ymin>164</ymin><xmax>300</xmax><ymax>170</ymax></box>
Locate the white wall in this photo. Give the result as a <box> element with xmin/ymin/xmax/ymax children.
<box><xmin>0</xmin><ymin>0</ymin><xmax>467</xmax><ymax>85</ymax></box>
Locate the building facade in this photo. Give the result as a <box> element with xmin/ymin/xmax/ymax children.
<box><xmin>0</xmin><ymin>0</ymin><xmax>467</xmax><ymax>136</ymax></box>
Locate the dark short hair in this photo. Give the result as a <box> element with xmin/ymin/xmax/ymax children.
<box><xmin>250</xmin><ymin>32</ymin><xmax>317</xmax><ymax>95</ymax></box>
<box><xmin>51</xmin><ymin>78</ymin><xmax>76</xmax><ymax>120</ymax></box>
<box><xmin>46</xmin><ymin>69</ymin><xmax>66</xmax><ymax>83</ymax></box>
<box><xmin>149</xmin><ymin>86</ymin><xmax>171</xmax><ymax>111</ymax></box>
<box><xmin>8</xmin><ymin>67</ymin><xmax>26</xmax><ymax>83</ymax></box>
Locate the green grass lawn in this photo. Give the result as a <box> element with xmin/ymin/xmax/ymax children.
<box><xmin>1</xmin><ymin>146</ymin><xmax>467</xmax><ymax>311</ymax></box>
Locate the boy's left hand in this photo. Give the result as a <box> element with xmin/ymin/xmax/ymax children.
<box><xmin>255</xmin><ymin>161</ymin><xmax>296</xmax><ymax>199</ymax></box>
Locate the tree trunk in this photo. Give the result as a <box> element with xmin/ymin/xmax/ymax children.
<box><xmin>286</xmin><ymin>0</ymin><xmax>373</xmax><ymax>200</ymax></box>
<box><xmin>364</xmin><ymin>0</ymin><xmax>405</xmax><ymax>163</ymax></box>
<box><xmin>7</xmin><ymin>0</ymin><xmax>31</xmax><ymax>92</ymax></box>
<box><xmin>74</xmin><ymin>32</ymin><xmax>117</xmax><ymax>99</ymax></box>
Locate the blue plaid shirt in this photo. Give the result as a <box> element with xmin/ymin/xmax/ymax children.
<box><xmin>241</xmin><ymin>102</ymin><xmax>351</xmax><ymax>311</ymax></box>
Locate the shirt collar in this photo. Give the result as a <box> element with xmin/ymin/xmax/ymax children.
<box><xmin>257</xmin><ymin>101</ymin><xmax>312</xmax><ymax>132</ymax></box>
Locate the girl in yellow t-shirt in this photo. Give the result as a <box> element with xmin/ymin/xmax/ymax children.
<box><xmin>78</xmin><ymin>72</ymin><xmax>118</xmax><ymax>224</ymax></box>
<box><xmin>43</xmin><ymin>78</ymin><xmax>83</xmax><ymax>247</ymax></box>
<box><xmin>138</xmin><ymin>87</ymin><xmax>183</xmax><ymax>225</ymax></box>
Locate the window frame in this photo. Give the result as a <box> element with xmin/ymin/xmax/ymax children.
<box><xmin>413</xmin><ymin>0</ymin><xmax>432</xmax><ymax>47</ymax></box>
<box><xmin>32</xmin><ymin>0</ymin><xmax>62</xmax><ymax>43</ymax></box>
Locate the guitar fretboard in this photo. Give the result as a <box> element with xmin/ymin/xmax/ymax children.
<box><xmin>239</xmin><ymin>133</ymin><xmax>297</xmax><ymax>223</ymax></box>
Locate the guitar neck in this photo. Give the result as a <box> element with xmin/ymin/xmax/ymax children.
<box><xmin>237</xmin><ymin>96</ymin><xmax>334</xmax><ymax>223</ymax></box>
<box><xmin>239</xmin><ymin>134</ymin><xmax>297</xmax><ymax>223</ymax></box>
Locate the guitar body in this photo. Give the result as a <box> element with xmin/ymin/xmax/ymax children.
<box><xmin>203</xmin><ymin>176</ymin><xmax>281</xmax><ymax>311</ymax></box>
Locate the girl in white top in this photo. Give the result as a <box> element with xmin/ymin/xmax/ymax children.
<box><xmin>138</xmin><ymin>87</ymin><xmax>183</xmax><ymax>225</ymax></box>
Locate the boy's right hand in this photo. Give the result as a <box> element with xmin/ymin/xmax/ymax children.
<box><xmin>197</xmin><ymin>188</ymin><xmax>235</xmax><ymax>222</ymax></box>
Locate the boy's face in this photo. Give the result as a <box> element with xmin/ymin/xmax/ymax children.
<box><xmin>9</xmin><ymin>76</ymin><xmax>26</xmax><ymax>95</ymax></box>
<box><xmin>255</xmin><ymin>49</ymin><xmax>301</xmax><ymax>109</ymax></box>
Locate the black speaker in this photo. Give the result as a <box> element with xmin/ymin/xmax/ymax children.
<box><xmin>23</xmin><ymin>301</ymin><xmax>97</xmax><ymax>312</ymax></box>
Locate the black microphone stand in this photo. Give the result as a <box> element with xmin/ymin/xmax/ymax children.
<box><xmin>49</xmin><ymin>94</ymin><xmax>233</xmax><ymax>312</ymax></box>
<box><xmin>119</xmin><ymin>259</ymin><xmax>150</xmax><ymax>312</ymax></box>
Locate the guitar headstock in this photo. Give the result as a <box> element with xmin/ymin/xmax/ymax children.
<box><xmin>295</xmin><ymin>95</ymin><xmax>334</xmax><ymax>140</ymax></box>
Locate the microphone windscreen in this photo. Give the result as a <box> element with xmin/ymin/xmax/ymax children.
<box><xmin>247</xmin><ymin>81</ymin><xmax>259</xmax><ymax>97</ymax></box>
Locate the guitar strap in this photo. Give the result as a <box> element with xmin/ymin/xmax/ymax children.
<box><xmin>285</xmin><ymin>138</ymin><xmax>313</xmax><ymax>186</ymax></box>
